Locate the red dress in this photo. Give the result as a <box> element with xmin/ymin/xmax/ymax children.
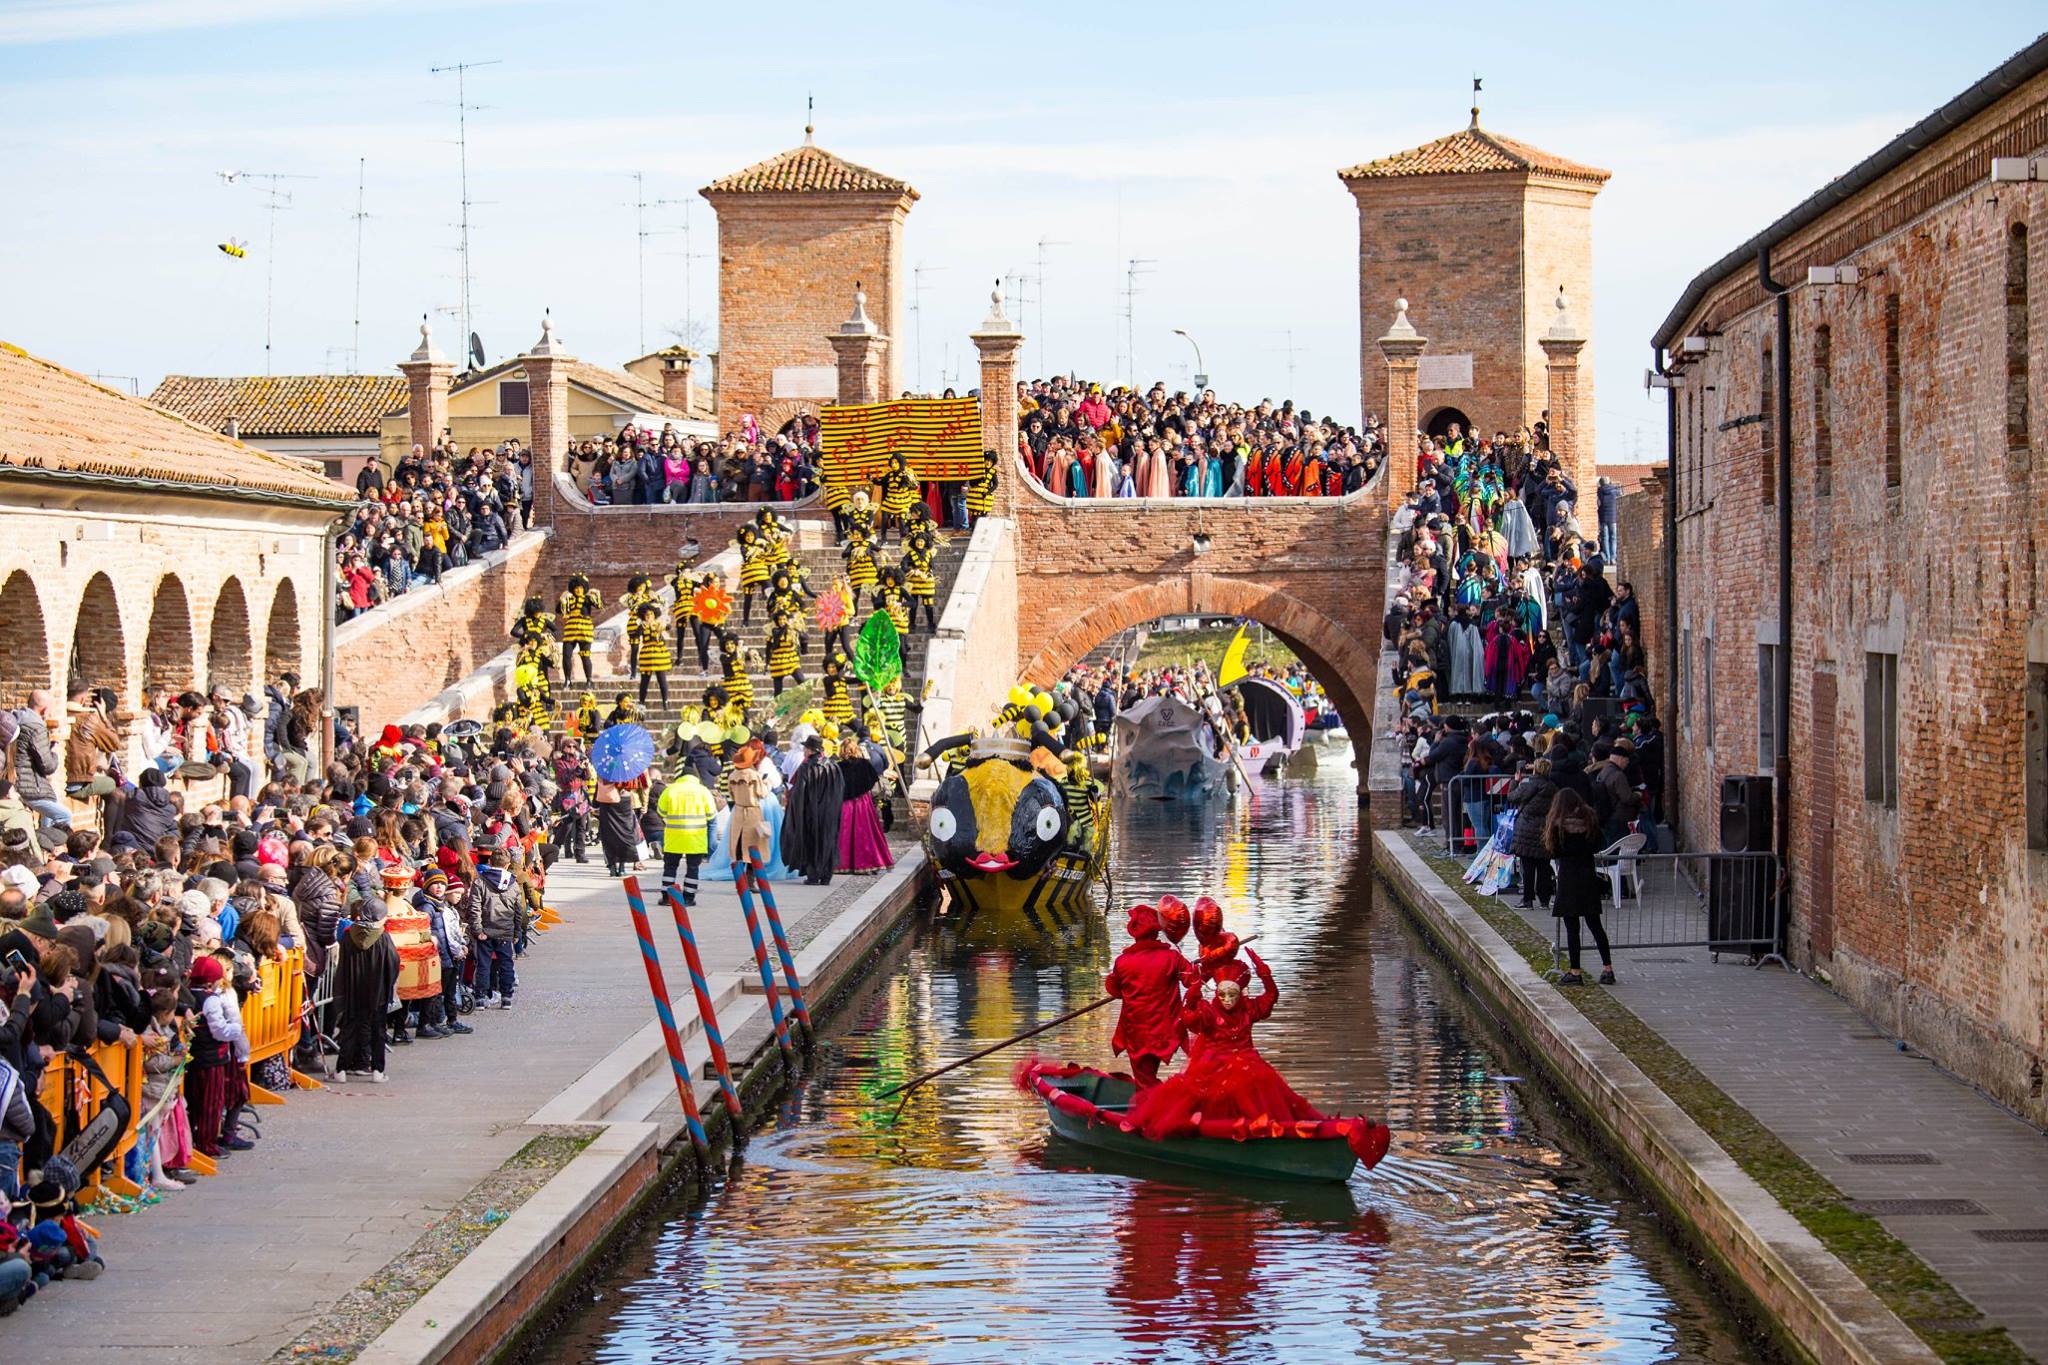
<box><xmin>1105</xmin><ymin>935</ymin><xmax>1189</xmax><ymax>1062</ymax></box>
<box><xmin>1126</xmin><ymin>961</ymin><xmax>1322</xmax><ymax>1141</ymax></box>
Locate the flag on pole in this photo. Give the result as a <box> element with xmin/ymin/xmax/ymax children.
<box><xmin>1217</xmin><ymin>622</ymin><xmax>1251</xmax><ymax>688</ymax></box>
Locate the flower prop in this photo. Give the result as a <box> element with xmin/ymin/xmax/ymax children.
<box><xmin>815</xmin><ymin>583</ymin><xmax>849</xmax><ymax>631</ymax></box>
<box><xmin>692</xmin><ymin>580</ymin><xmax>735</xmax><ymax>626</ymax></box>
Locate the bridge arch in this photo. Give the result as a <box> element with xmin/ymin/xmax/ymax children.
<box><xmin>1019</xmin><ymin>578</ymin><xmax>1377</xmax><ymax>801</ymax></box>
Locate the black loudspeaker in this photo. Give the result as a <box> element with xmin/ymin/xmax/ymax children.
<box><xmin>1579</xmin><ymin>695</ymin><xmax>1624</xmax><ymax>731</ymax></box>
<box><xmin>1719</xmin><ymin>775</ymin><xmax>1772</xmax><ymax>852</ymax></box>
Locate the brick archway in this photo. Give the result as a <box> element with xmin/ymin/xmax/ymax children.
<box><xmin>0</xmin><ymin>569</ymin><xmax>52</xmax><ymax>703</ymax></box>
<box><xmin>758</xmin><ymin>399</ymin><xmax>817</xmax><ymax>437</ymax></box>
<box><xmin>69</xmin><ymin>572</ymin><xmax>127</xmax><ymax>702</ymax></box>
<box><xmin>265</xmin><ymin>580</ymin><xmax>303</xmax><ymax>684</ymax></box>
<box><xmin>1019</xmin><ymin>579</ymin><xmax>1377</xmax><ymax>795</ymax></box>
<box><xmin>208</xmin><ymin>576</ymin><xmax>254</xmax><ymax>693</ymax></box>
<box><xmin>143</xmin><ymin>574</ymin><xmax>195</xmax><ymax>697</ymax></box>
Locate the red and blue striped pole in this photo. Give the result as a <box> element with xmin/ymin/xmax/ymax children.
<box><xmin>622</xmin><ymin>876</ymin><xmax>708</xmax><ymax>1152</ymax></box>
<box><xmin>733</xmin><ymin>864</ymin><xmax>794</xmax><ymax>1056</ymax></box>
<box><xmin>661</xmin><ymin>884</ymin><xmax>741</xmax><ymax>1116</ymax></box>
<box><xmin>745</xmin><ymin>857</ymin><xmax>810</xmax><ymax>1032</ymax></box>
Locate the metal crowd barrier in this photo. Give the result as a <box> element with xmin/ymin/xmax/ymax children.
<box><xmin>1439</xmin><ymin>772</ymin><xmax>1514</xmax><ymax>854</ymax></box>
<box><xmin>1538</xmin><ymin>849</ymin><xmax>1783</xmax><ymax>972</ymax></box>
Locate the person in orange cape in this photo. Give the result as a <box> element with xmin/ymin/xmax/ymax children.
<box><xmin>1126</xmin><ymin>945</ymin><xmax>1322</xmax><ymax>1142</ymax></box>
<box><xmin>1105</xmin><ymin>903</ymin><xmax>1190</xmax><ymax>1088</ymax></box>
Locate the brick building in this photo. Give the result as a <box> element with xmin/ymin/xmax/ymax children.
<box><xmin>0</xmin><ymin>340</ymin><xmax>350</xmax><ymax>765</ymax></box>
<box><xmin>1339</xmin><ymin>107</ymin><xmax>1608</xmax><ymax>480</ymax></box>
<box><xmin>702</xmin><ymin>131</ymin><xmax>916</xmax><ymax>436</ymax></box>
<box><xmin>1648</xmin><ymin>36</ymin><xmax>2048</xmax><ymax>1125</ymax></box>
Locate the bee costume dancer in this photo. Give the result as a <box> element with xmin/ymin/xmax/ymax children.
<box><xmin>756</xmin><ymin>508</ymin><xmax>791</xmax><ymax>569</ymax></box>
<box><xmin>512</xmin><ymin>596</ymin><xmax>557</xmax><ymax>686</ymax></box>
<box><xmin>667</xmin><ymin>562</ymin><xmax>710</xmax><ymax>670</ymax></box>
<box><xmin>766</xmin><ymin>610</ymin><xmax>806</xmax><ymax>696</ymax></box>
<box><xmin>820</xmin><ymin>652</ymin><xmax>854</xmax><ymax>727</ymax></box>
<box><xmin>622</xmin><ymin>574</ymin><xmax>656</xmax><ymax>675</ymax></box>
<box><xmin>874</xmin><ymin>566</ymin><xmax>911</xmax><ymax>634</ymax></box>
<box><xmin>879</xmin><ymin>452</ymin><xmax>918</xmax><ymax>542</ymax></box>
<box><xmin>735</xmin><ymin>524</ymin><xmax>769</xmax><ymax>624</ymax></box>
<box><xmin>716</xmin><ymin>629</ymin><xmax>754</xmax><ymax>714</ymax></box>
<box><xmin>842</xmin><ymin>523</ymin><xmax>879</xmax><ymax>609</ymax></box>
<box><xmin>965</xmin><ymin>449</ymin><xmax>999</xmax><ymax>524</ymax></box>
<box><xmin>632</xmin><ymin>602</ymin><xmax>674</xmax><ymax>706</ymax></box>
<box><xmin>902</xmin><ymin>528</ymin><xmax>938</xmax><ymax>633</ymax></box>
<box><xmin>556</xmin><ymin>574</ymin><xmax>602</xmax><ymax>684</ymax></box>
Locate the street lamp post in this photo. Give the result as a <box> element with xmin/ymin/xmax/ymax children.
<box><xmin>1172</xmin><ymin>328</ymin><xmax>1208</xmax><ymax>390</ymax></box>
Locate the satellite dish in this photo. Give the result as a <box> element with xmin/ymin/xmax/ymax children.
<box><xmin>469</xmin><ymin>333</ymin><xmax>487</xmax><ymax>370</ymax></box>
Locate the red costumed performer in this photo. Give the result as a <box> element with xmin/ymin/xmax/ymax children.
<box><xmin>1105</xmin><ymin>904</ymin><xmax>1190</xmax><ymax>1088</ymax></box>
<box><xmin>1125</xmin><ymin>947</ymin><xmax>1323</xmax><ymax>1141</ymax></box>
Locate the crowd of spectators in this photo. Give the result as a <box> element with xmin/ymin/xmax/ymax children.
<box><xmin>564</xmin><ymin>418</ymin><xmax>820</xmax><ymax>509</ymax></box>
<box><xmin>0</xmin><ymin>670</ymin><xmax>572</xmax><ymax>1316</ymax></box>
<box><xmin>338</xmin><ymin>438</ymin><xmax>536</xmax><ymax>622</ymax></box>
<box><xmin>1016</xmin><ymin>377</ymin><xmax>1387</xmax><ymax>499</ymax></box>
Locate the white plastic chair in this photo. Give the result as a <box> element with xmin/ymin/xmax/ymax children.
<box><xmin>1600</xmin><ymin>831</ymin><xmax>1648</xmax><ymax>912</ymax></box>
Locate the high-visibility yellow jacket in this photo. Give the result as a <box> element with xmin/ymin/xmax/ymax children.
<box><xmin>657</xmin><ymin>773</ymin><xmax>716</xmax><ymax>854</ymax></box>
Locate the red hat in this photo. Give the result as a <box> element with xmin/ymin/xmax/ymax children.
<box><xmin>1191</xmin><ymin>896</ymin><xmax>1224</xmax><ymax>945</ymax></box>
<box><xmin>1125</xmin><ymin>903</ymin><xmax>1160</xmax><ymax>940</ymax></box>
<box><xmin>1209</xmin><ymin>958</ymin><xmax>1251</xmax><ymax>988</ymax></box>
<box><xmin>189</xmin><ymin>955</ymin><xmax>225</xmax><ymax>987</ymax></box>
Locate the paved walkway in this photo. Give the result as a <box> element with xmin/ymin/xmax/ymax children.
<box><xmin>1412</xmin><ymin>830</ymin><xmax>2048</xmax><ymax>1361</ymax></box>
<box><xmin>6</xmin><ymin>849</ymin><xmax>900</xmax><ymax>1363</ymax></box>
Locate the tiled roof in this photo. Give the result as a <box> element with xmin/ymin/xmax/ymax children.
<box><xmin>148</xmin><ymin>373</ymin><xmax>408</xmax><ymax>437</ymax></box>
<box><xmin>0</xmin><ymin>342</ymin><xmax>351</xmax><ymax>504</ymax></box>
<box><xmin>702</xmin><ymin>140</ymin><xmax>917</xmax><ymax>198</ymax></box>
<box><xmin>391</xmin><ymin>357</ymin><xmax>706</xmax><ymax>422</ymax></box>
<box><xmin>1340</xmin><ymin>123</ymin><xmax>1611</xmax><ymax>185</ymax></box>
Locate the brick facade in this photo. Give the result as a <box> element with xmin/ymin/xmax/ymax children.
<box><xmin>1615</xmin><ymin>473</ymin><xmax>1670</xmax><ymax>808</ymax></box>
<box><xmin>1649</xmin><ymin>63</ymin><xmax>2048</xmax><ymax>1124</ymax></box>
<box><xmin>1341</xmin><ymin>129</ymin><xmax>1603</xmax><ymax>455</ymax></box>
<box><xmin>703</xmin><ymin>146</ymin><xmax>915</xmax><ymax>430</ymax></box>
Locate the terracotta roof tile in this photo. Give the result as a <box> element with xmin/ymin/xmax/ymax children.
<box><xmin>0</xmin><ymin>341</ymin><xmax>351</xmax><ymax>503</ymax></box>
<box><xmin>1340</xmin><ymin>124</ymin><xmax>1610</xmax><ymax>186</ymax></box>
<box><xmin>394</xmin><ymin>356</ymin><xmax>709</xmax><ymax>422</ymax></box>
<box><xmin>702</xmin><ymin>141</ymin><xmax>917</xmax><ymax>198</ymax></box>
<box><xmin>148</xmin><ymin>373</ymin><xmax>408</xmax><ymax>437</ymax></box>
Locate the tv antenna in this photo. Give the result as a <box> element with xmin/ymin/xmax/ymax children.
<box><xmin>429</xmin><ymin>58</ymin><xmax>499</xmax><ymax>357</ymax></box>
<box><xmin>348</xmin><ymin>158</ymin><xmax>372</xmax><ymax>370</ymax></box>
<box><xmin>1031</xmin><ymin>237</ymin><xmax>1069</xmax><ymax>377</ymax></box>
<box><xmin>218</xmin><ymin>168</ymin><xmax>316</xmax><ymax>375</ymax></box>
<box><xmin>1119</xmin><ymin>258</ymin><xmax>1156</xmax><ymax>387</ymax></box>
<box><xmin>1266</xmin><ymin>329</ymin><xmax>1302</xmax><ymax>396</ymax></box>
<box><xmin>625</xmin><ymin>171</ymin><xmax>690</xmax><ymax>354</ymax></box>
<box><xmin>912</xmin><ymin>261</ymin><xmax>948</xmax><ymax>395</ymax></box>
<box><xmin>658</xmin><ymin>197</ymin><xmax>714</xmax><ymax>349</ymax></box>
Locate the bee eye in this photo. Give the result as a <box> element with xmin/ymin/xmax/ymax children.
<box><xmin>1034</xmin><ymin>805</ymin><xmax>1062</xmax><ymax>842</ymax></box>
<box><xmin>929</xmin><ymin>807</ymin><xmax>957</xmax><ymax>842</ymax></box>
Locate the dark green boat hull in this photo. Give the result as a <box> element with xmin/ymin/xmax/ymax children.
<box><xmin>1039</xmin><ymin>1070</ymin><xmax>1358</xmax><ymax>1185</ymax></box>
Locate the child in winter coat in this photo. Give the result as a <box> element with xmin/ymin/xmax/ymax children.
<box><xmin>138</xmin><ymin>988</ymin><xmax>195</xmax><ymax>1190</ymax></box>
<box><xmin>416</xmin><ymin>870</ymin><xmax>473</xmax><ymax>1034</ymax></box>
<box><xmin>183</xmin><ymin>955</ymin><xmax>252</xmax><ymax>1157</ymax></box>
<box><xmin>463</xmin><ymin>844</ymin><xmax>525</xmax><ymax>1008</ymax></box>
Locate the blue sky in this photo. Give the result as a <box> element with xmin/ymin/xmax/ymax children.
<box><xmin>4</xmin><ymin>2</ymin><xmax>2042</xmax><ymax>460</ymax></box>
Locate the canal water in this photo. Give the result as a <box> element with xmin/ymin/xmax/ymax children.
<box><xmin>539</xmin><ymin>759</ymin><xmax>1763</xmax><ymax>1363</ymax></box>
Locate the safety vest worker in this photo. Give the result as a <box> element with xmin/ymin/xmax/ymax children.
<box><xmin>657</xmin><ymin>772</ymin><xmax>716</xmax><ymax>855</ymax></box>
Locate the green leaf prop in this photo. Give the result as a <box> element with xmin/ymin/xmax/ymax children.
<box><xmin>853</xmin><ymin>611</ymin><xmax>902</xmax><ymax>693</ymax></box>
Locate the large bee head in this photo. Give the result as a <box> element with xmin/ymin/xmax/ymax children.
<box><xmin>927</xmin><ymin>758</ymin><xmax>1068</xmax><ymax>879</ymax></box>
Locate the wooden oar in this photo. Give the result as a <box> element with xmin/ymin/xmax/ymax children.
<box><xmin>878</xmin><ymin>996</ymin><xmax>1116</xmax><ymax>1102</ymax></box>
<box><xmin>877</xmin><ymin>936</ymin><xmax>1262</xmax><ymax>1106</ymax></box>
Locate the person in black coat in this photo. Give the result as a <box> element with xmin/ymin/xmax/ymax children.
<box><xmin>782</xmin><ymin>738</ymin><xmax>844</xmax><ymax>886</ymax></box>
<box><xmin>1508</xmin><ymin>762</ymin><xmax>1559</xmax><ymax>910</ymax></box>
<box><xmin>111</xmin><ymin>767</ymin><xmax>178</xmax><ymax>854</ymax></box>
<box><xmin>1544</xmin><ymin>788</ymin><xmax>1613</xmax><ymax>985</ymax></box>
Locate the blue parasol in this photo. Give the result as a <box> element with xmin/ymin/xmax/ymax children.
<box><xmin>590</xmin><ymin>723</ymin><xmax>656</xmax><ymax>783</ymax></box>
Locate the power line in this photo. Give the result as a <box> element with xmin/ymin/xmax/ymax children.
<box><xmin>429</xmin><ymin>58</ymin><xmax>499</xmax><ymax>362</ymax></box>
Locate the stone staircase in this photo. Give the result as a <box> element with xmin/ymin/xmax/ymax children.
<box><xmin>551</xmin><ymin>519</ymin><xmax>968</xmax><ymax>821</ymax></box>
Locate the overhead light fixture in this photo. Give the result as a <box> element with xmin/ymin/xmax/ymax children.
<box><xmin>1192</xmin><ymin>533</ymin><xmax>1213</xmax><ymax>556</ymax></box>
<box><xmin>1806</xmin><ymin>265</ymin><xmax>1860</xmax><ymax>286</ymax></box>
<box><xmin>1991</xmin><ymin>156</ymin><xmax>2047</xmax><ymax>183</ymax></box>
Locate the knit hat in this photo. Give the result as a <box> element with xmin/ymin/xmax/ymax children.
<box><xmin>188</xmin><ymin>955</ymin><xmax>224</xmax><ymax>987</ymax></box>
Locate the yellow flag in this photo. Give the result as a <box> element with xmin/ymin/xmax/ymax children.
<box><xmin>1217</xmin><ymin>623</ymin><xmax>1250</xmax><ymax>688</ymax></box>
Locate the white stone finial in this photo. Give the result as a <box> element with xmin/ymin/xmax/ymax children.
<box><xmin>989</xmin><ymin>277</ymin><xmax>1007</xmax><ymax>322</ymax></box>
<box><xmin>975</xmin><ymin>276</ymin><xmax>1020</xmax><ymax>337</ymax></box>
<box><xmin>408</xmin><ymin>314</ymin><xmax>445</xmax><ymax>364</ymax></box>
<box><xmin>1384</xmin><ymin>297</ymin><xmax>1418</xmax><ymax>341</ymax></box>
<box><xmin>529</xmin><ymin>309</ymin><xmax>566</xmax><ymax>357</ymax></box>
<box><xmin>1546</xmin><ymin>286</ymin><xmax>1583</xmax><ymax>342</ymax></box>
<box><xmin>838</xmin><ymin>280</ymin><xmax>878</xmax><ymax>337</ymax></box>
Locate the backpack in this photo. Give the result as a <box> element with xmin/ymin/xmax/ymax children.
<box><xmin>55</xmin><ymin>1049</ymin><xmax>131</xmax><ymax>1189</ymax></box>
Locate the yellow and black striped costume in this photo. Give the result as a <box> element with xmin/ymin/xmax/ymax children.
<box><xmin>902</xmin><ymin>538</ymin><xmax>936</xmax><ymax>602</ymax></box>
<box><xmin>823</xmin><ymin>479</ymin><xmax>853</xmax><ymax>512</ymax></box>
<box><xmin>880</xmin><ymin>460</ymin><xmax>918</xmax><ymax>518</ymax></box>
<box><xmin>760</xmin><ymin>523</ymin><xmax>791</xmax><ymax>570</ymax></box>
<box><xmin>966</xmin><ymin>459</ymin><xmax>998</xmax><ymax>517</ymax></box>
<box><xmin>573</xmin><ymin>695</ymin><xmax>601</xmax><ymax>736</ymax></box>
<box><xmin>874</xmin><ymin>687</ymin><xmax>907</xmax><ymax>749</ymax></box>
<box><xmin>633</xmin><ymin>613</ymin><xmax>673</xmax><ymax>673</ymax></box>
<box><xmin>877</xmin><ymin>582</ymin><xmax>910</xmax><ymax>634</ymax></box>
<box><xmin>766</xmin><ymin>623</ymin><xmax>803</xmax><ymax>681</ymax></box>
<box><xmin>513</xmin><ymin>608</ymin><xmax>554</xmax><ymax>648</ymax></box>
<box><xmin>844</xmin><ymin>501</ymin><xmax>875</xmax><ymax>542</ymax></box>
<box><xmin>720</xmin><ymin>648</ymin><xmax>753</xmax><ymax>713</ymax></box>
<box><xmin>843</xmin><ymin>533</ymin><xmax>878</xmax><ymax>594</ymax></box>
<box><xmin>1060</xmin><ymin>758</ymin><xmax>1099</xmax><ymax>851</ymax></box>
<box><xmin>821</xmin><ymin>671</ymin><xmax>853</xmax><ymax>726</ymax></box>
<box><xmin>767</xmin><ymin>581</ymin><xmax>804</xmax><ymax>625</ymax></box>
<box><xmin>556</xmin><ymin>588</ymin><xmax>600</xmax><ymax>644</ymax></box>
<box><xmin>519</xmin><ymin>683</ymin><xmax>551</xmax><ymax>732</ymax></box>
<box><xmin>736</xmin><ymin>530</ymin><xmax>770</xmax><ymax>590</ymax></box>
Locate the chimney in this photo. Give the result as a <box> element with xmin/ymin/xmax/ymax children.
<box><xmin>398</xmin><ymin>316</ymin><xmax>453</xmax><ymax>457</ymax></box>
<box><xmin>223</xmin><ymin>415</ymin><xmax>240</xmax><ymax>440</ymax></box>
<box><xmin>662</xmin><ymin>348</ymin><xmax>697</xmax><ymax>414</ymax></box>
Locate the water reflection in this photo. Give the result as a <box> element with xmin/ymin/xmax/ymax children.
<box><xmin>540</xmin><ymin>763</ymin><xmax>1759</xmax><ymax>1364</ymax></box>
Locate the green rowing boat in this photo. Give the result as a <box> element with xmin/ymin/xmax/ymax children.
<box><xmin>1034</xmin><ymin>1067</ymin><xmax>1363</xmax><ymax>1185</ymax></box>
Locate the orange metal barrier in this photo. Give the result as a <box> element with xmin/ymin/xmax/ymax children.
<box><xmin>243</xmin><ymin>948</ymin><xmax>322</xmax><ymax>1102</ymax></box>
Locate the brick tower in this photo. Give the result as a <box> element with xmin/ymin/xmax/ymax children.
<box><xmin>1338</xmin><ymin>104</ymin><xmax>1608</xmax><ymax>457</ymax></box>
<box><xmin>702</xmin><ymin>128</ymin><xmax>918</xmax><ymax>435</ymax></box>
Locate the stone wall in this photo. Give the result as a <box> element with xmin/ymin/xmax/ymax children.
<box><xmin>1660</xmin><ymin>66</ymin><xmax>2048</xmax><ymax>1124</ymax></box>
<box><xmin>1615</xmin><ymin>472</ymin><xmax>1670</xmax><ymax>809</ymax></box>
<box><xmin>915</xmin><ymin>515</ymin><xmax>1019</xmax><ymax>771</ymax></box>
<box><xmin>334</xmin><ymin>530</ymin><xmax>548</xmax><ymax>725</ymax></box>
